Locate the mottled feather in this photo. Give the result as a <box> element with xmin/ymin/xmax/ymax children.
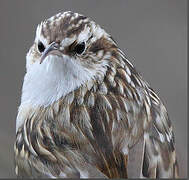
<box><xmin>15</xmin><ymin>11</ymin><xmax>179</xmax><ymax>178</ymax></box>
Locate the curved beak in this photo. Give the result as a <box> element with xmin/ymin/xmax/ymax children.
<box><xmin>40</xmin><ymin>42</ymin><xmax>61</xmax><ymax>64</ymax></box>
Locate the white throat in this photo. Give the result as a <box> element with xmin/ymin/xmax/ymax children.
<box><xmin>21</xmin><ymin>55</ymin><xmax>96</xmax><ymax>108</ymax></box>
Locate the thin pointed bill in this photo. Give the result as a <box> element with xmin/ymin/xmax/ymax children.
<box><xmin>40</xmin><ymin>42</ymin><xmax>62</xmax><ymax>64</ymax></box>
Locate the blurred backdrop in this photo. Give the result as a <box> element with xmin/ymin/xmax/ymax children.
<box><xmin>0</xmin><ymin>0</ymin><xmax>187</xmax><ymax>178</ymax></box>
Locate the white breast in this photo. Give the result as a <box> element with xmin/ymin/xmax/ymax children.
<box><xmin>21</xmin><ymin>55</ymin><xmax>96</xmax><ymax>108</ymax></box>
<box><xmin>17</xmin><ymin>54</ymin><xmax>108</xmax><ymax>132</ymax></box>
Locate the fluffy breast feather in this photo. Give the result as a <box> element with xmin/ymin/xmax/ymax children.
<box><xmin>15</xmin><ymin>50</ymin><xmax>178</xmax><ymax>178</ymax></box>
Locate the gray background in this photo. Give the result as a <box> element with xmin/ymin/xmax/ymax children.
<box><xmin>0</xmin><ymin>0</ymin><xmax>187</xmax><ymax>178</ymax></box>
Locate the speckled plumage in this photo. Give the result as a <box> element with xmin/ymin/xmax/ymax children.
<box><xmin>14</xmin><ymin>11</ymin><xmax>179</xmax><ymax>178</ymax></box>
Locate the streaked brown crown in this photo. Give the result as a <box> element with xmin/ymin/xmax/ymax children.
<box><xmin>40</xmin><ymin>11</ymin><xmax>90</xmax><ymax>44</ymax></box>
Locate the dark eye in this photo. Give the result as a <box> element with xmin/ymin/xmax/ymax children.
<box><xmin>38</xmin><ymin>41</ymin><xmax>45</xmax><ymax>53</ymax></box>
<box><xmin>74</xmin><ymin>42</ymin><xmax>85</xmax><ymax>54</ymax></box>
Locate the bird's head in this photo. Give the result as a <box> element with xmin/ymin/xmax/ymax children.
<box><xmin>22</xmin><ymin>11</ymin><xmax>120</xmax><ymax>107</ymax></box>
<box><xmin>26</xmin><ymin>11</ymin><xmax>118</xmax><ymax>77</ymax></box>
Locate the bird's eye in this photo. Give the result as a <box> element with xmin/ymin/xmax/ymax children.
<box><xmin>74</xmin><ymin>42</ymin><xmax>85</xmax><ymax>55</ymax></box>
<box><xmin>38</xmin><ymin>41</ymin><xmax>45</xmax><ymax>53</ymax></box>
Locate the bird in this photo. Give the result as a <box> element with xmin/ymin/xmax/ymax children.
<box><xmin>14</xmin><ymin>11</ymin><xmax>179</xmax><ymax>178</ymax></box>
